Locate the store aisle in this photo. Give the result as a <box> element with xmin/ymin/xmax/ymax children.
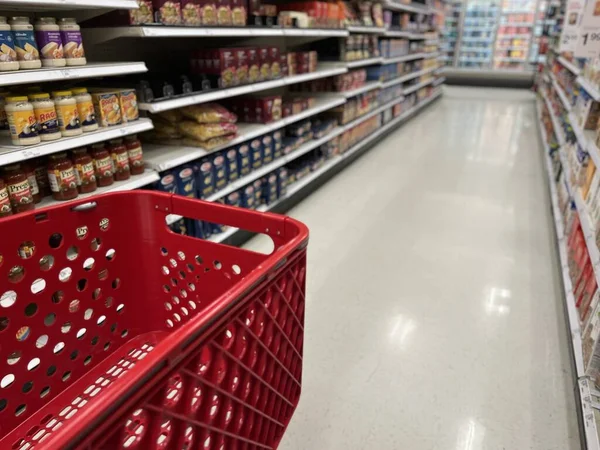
<box><xmin>247</xmin><ymin>87</ymin><xmax>581</xmax><ymax>449</ymax></box>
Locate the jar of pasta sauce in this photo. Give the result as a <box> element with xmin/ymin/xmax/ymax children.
<box><xmin>107</xmin><ymin>139</ymin><xmax>130</xmax><ymax>181</ymax></box>
<box><xmin>3</xmin><ymin>164</ymin><xmax>34</xmax><ymax>212</ymax></box>
<box><xmin>33</xmin><ymin>158</ymin><xmax>50</xmax><ymax>197</ymax></box>
<box><xmin>71</xmin><ymin>147</ymin><xmax>97</xmax><ymax>193</ymax></box>
<box><xmin>91</xmin><ymin>143</ymin><xmax>114</xmax><ymax>187</ymax></box>
<box><xmin>124</xmin><ymin>135</ymin><xmax>145</xmax><ymax>175</ymax></box>
<box><xmin>47</xmin><ymin>152</ymin><xmax>78</xmax><ymax>201</ymax></box>
<box><xmin>23</xmin><ymin>162</ymin><xmax>41</xmax><ymax>203</ymax></box>
<box><xmin>0</xmin><ymin>178</ymin><xmax>13</xmax><ymax>217</ymax></box>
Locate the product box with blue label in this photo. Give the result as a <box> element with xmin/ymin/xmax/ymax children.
<box><xmin>262</xmin><ymin>173</ymin><xmax>278</xmax><ymax>204</ymax></box>
<box><xmin>241</xmin><ymin>184</ymin><xmax>255</xmax><ymax>209</ymax></box>
<box><xmin>224</xmin><ymin>148</ymin><xmax>239</xmax><ymax>182</ymax></box>
<box><xmin>194</xmin><ymin>220</ymin><xmax>213</xmax><ymax>239</ymax></box>
<box><xmin>170</xmin><ymin>217</ymin><xmax>193</xmax><ymax>236</ymax></box>
<box><xmin>262</xmin><ymin>134</ymin><xmax>274</xmax><ymax>164</ymax></box>
<box><xmin>210</xmin><ymin>199</ymin><xmax>226</xmax><ymax>235</ymax></box>
<box><xmin>212</xmin><ymin>153</ymin><xmax>228</xmax><ymax>191</ymax></box>
<box><xmin>250</xmin><ymin>137</ymin><xmax>263</xmax><ymax>169</ymax></box>
<box><xmin>237</xmin><ymin>143</ymin><xmax>251</xmax><ymax>176</ymax></box>
<box><xmin>253</xmin><ymin>179</ymin><xmax>263</xmax><ymax>206</ymax></box>
<box><xmin>273</xmin><ymin>130</ymin><xmax>282</xmax><ymax>158</ymax></box>
<box><xmin>277</xmin><ymin>167</ymin><xmax>288</xmax><ymax>198</ymax></box>
<box><xmin>226</xmin><ymin>191</ymin><xmax>241</xmax><ymax>208</ymax></box>
<box><xmin>155</xmin><ymin>170</ymin><xmax>178</xmax><ymax>194</ymax></box>
<box><xmin>175</xmin><ymin>164</ymin><xmax>196</xmax><ymax>198</ymax></box>
<box><xmin>194</xmin><ymin>158</ymin><xmax>214</xmax><ymax>199</ymax></box>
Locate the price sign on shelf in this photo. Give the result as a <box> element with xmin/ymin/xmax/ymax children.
<box><xmin>575</xmin><ymin>0</ymin><xmax>600</xmax><ymax>57</ymax></box>
<box><xmin>560</xmin><ymin>0</ymin><xmax>585</xmax><ymax>52</ymax></box>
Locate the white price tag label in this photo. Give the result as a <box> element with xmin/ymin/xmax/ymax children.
<box><xmin>22</xmin><ymin>149</ymin><xmax>41</xmax><ymax>159</ymax></box>
<box><xmin>576</xmin><ymin>30</ymin><xmax>600</xmax><ymax>58</ymax></box>
<box><xmin>61</xmin><ymin>69</ymin><xmax>74</xmax><ymax>79</ymax></box>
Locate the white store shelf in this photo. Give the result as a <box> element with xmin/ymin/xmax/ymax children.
<box><xmin>0</xmin><ymin>118</ymin><xmax>154</xmax><ymax>166</ymax></box>
<box><xmin>207</xmin><ymin>91</ymin><xmax>442</xmax><ymax>243</ymax></box>
<box><xmin>0</xmin><ymin>0</ymin><xmax>139</xmax><ymax>8</ymax></box>
<box><xmin>402</xmin><ymin>77</ymin><xmax>435</xmax><ymax>95</ymax></box>
<box><xmin>536</xmin><ymin>100</ymin><xmax>585</xmax><ymax>377</ymax></box>
<box><xmin>542</xmin><ymin>89</ymin><xmax>566</xmax><ymax>146</ymax></box>
<box><xmin>144</xmin><ymin>96</ymin><xmax>345</xmax><ymax>172</ymax></box>
<box><xmin>579</xmin><ymin>379</ymin><xmax>600</xmax><ymax>450</ymax></box>
<box><xmin>85</xmin><ymin>26</ymin><xmax>349</xmax><ymax>43</ymax></box>
<box><xmin>578</xmin><ymin>77</ymin><xmax>600</xmax><ymax>102</ymax></box>
<box><xmin>341</xmin><ymin>81</ymin><xmax>382</xmax><ymax>98</ymax></box>
<box><xmin>347</xmin><ymin>26</ymin><xmax>386</xmax><ymax>33</ymax></box>
<box><xmin>346</xmin><ymin>57</ymin><xmax>384</xmax><ymax>68</ymax></box>
<box><xmin>550</xmin><ymin>73</ymin><xmax>572</xmax><ymax>111</ymax></box>
<box><xmin>36</xmin><ymin>169</ymin><xmax>159</xmax><ymax>211</ymax></box>
<box><xmin>382</xmin><ymin>52</ymin><xmax>429</xmax><ymax>64</ymax></box>
<box><xmin>381</xmin><ymin>66</ymin><xmax>437</xmax><ymax>88</ymax></box>
<box><xmin>139</xmin><ymin>66</ymin><xmax>347</xmax><ymax>113</ymax></box>
<box><xmin>383</xmin><ymin>29</ymin><xmax>413</xmax><ymax>38</ymax></box>
<box><xmin>432</xmin><ymin>77</ymin><xmax>446</xmax><ymax>86</ymax></box>
<box><xmin>558</xmin><ymin>56</ymin><xmax>581</xmax><ymax>76</ymax></box>
<box><xmin>0</xmin><ymin>62</ymin><xmax>147</xmax><ymax>87</ymax></box>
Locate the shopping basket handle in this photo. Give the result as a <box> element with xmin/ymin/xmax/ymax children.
<box><xmin>161</xmin><ymin>193</ymin><xmax>303</xmax><ymax>243</ymax></box>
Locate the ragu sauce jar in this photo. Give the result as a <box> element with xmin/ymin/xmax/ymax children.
<box><xmin>91</xmin><ymin>143</ymin><xmax>114</xmax><ymax>187</ymax></box>
<box><xmin>71</xmin><ymin>147</ymin><xmax>97</xmax><ymax>193</ymax></box>
<box><xmin>107</xmin><ymin>139</ymin><xmax>130</xmax><ymax>181</ymax></box>
<box><xmin>47</xmin><ymin>152</ymin><xmax>78</xmax><ymax>201</ymax></box>
<box><xmin>124</xmin><ymin>135</ymin><xmax>145</xmax><ymax>175</ymax></box>
<box><xmin>3</xmin><ymin>164</ymin><xmax>34</xmax><ymax>212</ymax></box>
<box><xmin>0</xmin><ymin>178</ymin><xmax>13</xmax><ymax>217</ymax></box>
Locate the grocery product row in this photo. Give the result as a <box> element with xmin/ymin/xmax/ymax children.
<box><xmin>441</xmin><ymin>0</ymin><xmax>555</xmax><ymax>72</ymax></box>
<box><xmin>163</xmin><ymin>87</ymin><xmax>442</xmax><ymax>242</ymax></box>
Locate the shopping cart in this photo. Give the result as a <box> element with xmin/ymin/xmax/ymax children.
<box><xmin>0</xmin><ymin>191</ymin><xmax>308</xmax><ymax>449</ymax></box>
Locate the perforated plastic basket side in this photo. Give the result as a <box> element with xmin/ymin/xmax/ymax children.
<box><xmin>0</xmin><ymin>192</ymin><xmax>308</xmax><ymax>450</ymax></box>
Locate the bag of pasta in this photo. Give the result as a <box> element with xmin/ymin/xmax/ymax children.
<box><xmin>154</xmin><ymin>109</ymin><xmax>185</xmax><ymax>124</ymax></box>
<box><xmin>180</xmin><ymin>103</ymin><xmax>238</xmax><ymax>123</ymax></box>
<box><xmin>183</xmin><ymin>134</ymin><xmax>237</xmax><ymax>150</ymax></box>
<box><xmin>178</xmin><ymin>121</ymin><xmax>238</xmax><ymax>141</ymax></box>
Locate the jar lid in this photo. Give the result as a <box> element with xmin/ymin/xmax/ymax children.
<box><xmin>49</xmin><ymin>152</ymin><xmax>67</xmax><ymax>159</ymax></box>
<box><xmin>72</xmin><ymin>147</ymin><xmax>87</xmax><ymax>154</ymax></box>
<box><xmin>6</xmin><ymin>96</ymin><xmax>29</xmax><ymax>102</ymax></box>
<box><xmin>71</xmin><ymin>88</ymin><xmax>88</xmax><ymax>95</ymax></box>
<box><xmin>52</xmin><ymin>90</ymin><xmax>72</xmax><ymax>98</ymax></box>
<box><xmin>29</xmin><ymin>93</ymin><xmax>51</xmax><ymax>100</ymax></box>
<box><xmin>9</xmin><ymin>16</ymin><xmax>31</xmax><ymax>23</ymax></box>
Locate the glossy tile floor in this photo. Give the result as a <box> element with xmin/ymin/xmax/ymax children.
<box><xmin>246</xmin><ymin>87</ymin><xmax>581</xmax><ymax>449</ymax></box>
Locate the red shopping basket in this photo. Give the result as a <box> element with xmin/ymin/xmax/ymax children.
<box><xmin>0</xmin><ymin>191</ymin><xmax>308</xmax><ymax>450</ymax></box>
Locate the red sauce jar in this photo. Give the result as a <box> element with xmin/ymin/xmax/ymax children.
<box><xmin>72</xmin><ymin>148</ymin><xmax>97</xmax><ymax>194</ymax></box>
<box><xmin>124</xmin><ymin>135</ymin><xmax>145</xmax><ymax>175</ymax></box>
<box><xmin>33</xmin><ymin>159</ymin><xmax>51</xmax><ymax>198</ymax></box>
<box><xmin>0</xmin><ymin>178</ymin><xmax>13</xmax><ymax>217</ymax></box>
<box><xmin>91</xmin><ymin>143</ymin><xmax>114</xmax><ymax>187</ymax></box>
<box><xmin>47</xmin><ymin>153</ymin><xmax>79</xmax><ymax>201</ymax></box>
<box><xmin>23</xmin><ymin>163</ymin><xmax>41</xmax><ymax>204</ymax></box>
<box><xmin>3</xmin><ymin>164</ymin><xmax>34</xmax><ymax>213</ymax></box>
<box><xmin>107</xmin><ymin>139</ymin><xmax>131</xmax><ymax>181</ymax></box>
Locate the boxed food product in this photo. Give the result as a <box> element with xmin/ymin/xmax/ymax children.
<box><xmin>91</xmin><ymin>91</ymin><xmax>122</xmax><ymax>127</ymax></box>
<box><xmin>181</xmin><ymin>0</ymin><xmax>202</xmax><ymax>25</ymax></box>
<box><xmin>176</xmin><ymin>165</ymin><xmax>196</xmax><ymax>198</ymax></box>
<box><xmin>131</xmin><ymin>0</ymin><xmax>155</xmax><ymax>24</ymax></box>
<box><xmin>225</xmin><ymin>190</ymin><xmax>240</xmax><ymax>207</ymax></box>
<box><xmin>253</xmin><ymin>179</ymin><xmax>262</xmax><ymax>205</ymax></box>
<box><xmin>199</xmin><ymin>0</ymin><xmax>217</xmax><ymax>24</ymax></box>
<box><xmin>249</xmin><ymin>96</ymin><xmax>282</xmax><ymax>123</ymax></box>
<box><xmin>273</xmin><ymin>130</ymin><xmax>282</xmax><ymax>158</ymax></box>
<box><xmin>231</xmin><ymin>0</ymin><xmax>247</xmax><ymax>25</ymax></box>
<box><xmin>212</xmin><ymin>153</ymin><xmax>228</xmax><ymax>190</ymax></box>
<box><xmin>218</xmin><ymin>48</ymin><xmax>238</xmax><ymax>88</ymax></box>
<box><xmin>153</xmin><ymin>0</ymin><xmax>182</xmax><ymax>24</ymax></box>
<box><xmin>262</xmin><ymin>173</ymin><xmax>278</xmax><ymax>204</ymax></box>
<box><xmin>250</xmin><ymin>137</ymin><xmax>263</xmax><ymax>169</ymax></box>
<box><xmin>235</xmin><ymin>48</ymin><xmax>249</xmax><ymax>85</ymax></box>
<box><xmin>277</xmin><ymin>166</ymin><xmax>288</xmax><ymax>198</ymax></box>
<box><xmin>194</xmin><ymin>158</ymin><xmax>214</xmax><ymax>198</ymax></box>
<box><xmin>193</xmin><ymin>220</ymin><xmax>212</xmax><ymax>239</ymax></box>
<box><xmin>217</xmin><ymin>0</ymin><xmax>232</xmax><ymax>24</ymax></box>
<box><xmin>237</xmin><ymin>142</ymin><xmax>251</xmax><ymax>175</ymax></box>
<box><xmin>248</xmin><ymin>48</ymin><xmax>260</xmax><ymax>83</ymax></box>
<box><xmin>259</xmin><ymin>47</ymin><xmax>270</xmax><ymax>81</ymax></box>
<box><xmin>156</xmin><ymin>171</ymin><xmax>177</xmax><ymax>193</ymax></box>
<box><xmin>241</xmin><ymin>184</ymin><xmax>255</xmax><ymax>208</ymax></box>
<box><xmin>262</xmin><ymin>134</ymin><xmax>274</xmax><ymax>163</ymax></box>
<box><xmin>225</xmin><ymin>147</ymin><xmax>239</xmax><ymax>181</ymax></box>
<box><xmin>270</xmin><ymin>47</ymin><xmax>281</xmax><ymax>78</ymax></box>
<box><xmin>118</xmin><ymin>89</ymin><xmax>139</xmax><ymax>123</ymax></box>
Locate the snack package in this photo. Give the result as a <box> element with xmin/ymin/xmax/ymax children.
<box><xmin>182</xmin><ymin>134</ymin><xmax>237</xmax><ymax>150</ymax></box>
<box><xmin>181</xmin><ymin>0</ymin><xmax>202</xmax><ymax>25</ymax></box>
<box><xmin>179</xmin><ymin>121</ymin><xmax>238</xmax><ymax>140</ymax></box>
<box><xmin>180</xmin><ymin>103</ymin><xmax>238</xmax><ymax>123</ymax></box>
<box><xmin>153</xmin><ymin>0</ymin><xmax>182</xmax><ymax>24</ymax></box>
<box><xmin>155</xmin><ymin>109</ymin><xmax>184</xmax><ymax>123</ymax></box>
